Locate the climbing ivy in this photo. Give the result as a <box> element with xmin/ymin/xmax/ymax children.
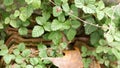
<box><xmin>0</xmin><ymin>0</ymin><xmax>120</xmax><ymax>67</ymax></box>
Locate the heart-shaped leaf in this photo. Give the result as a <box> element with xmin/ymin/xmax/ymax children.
<box><xmin>32</xmin><ymin>25</ymin><xmax>44</xmax><ymax>37</ymax></box>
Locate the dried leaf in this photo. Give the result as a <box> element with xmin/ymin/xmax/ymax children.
<box><xmin>45</xmin><ymin>47</ymin><xmax>83</xmax><ymax>68</ymax></box>
<box><xmin>74</xmin><ymin>40</ymin><xmax>101</xmax><ymax>68</ymax></box>
<box><xmin>89</xmin><ymin>58</ymin><xmax>101</xmax><ymax>68</ymax></box>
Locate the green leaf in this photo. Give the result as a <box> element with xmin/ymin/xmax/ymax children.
<box><xmin>81</xmin><ymin>46</ymin><xmax>87</xmax><ymax>53</ymax></box>
<box><xmin>0</xmin><ymin>23</ymin><xmax>3</xmax><ymax>29</ymax></box>
<box><xmin>66</xmin><ymin>28</ymin><xmax>76</xmax><ymax>41</ymax></box>
<box><xmin>105</xmin><ymin>60</ymin><xmax>109</xmax><ymax>66</ymax></box>
<box><xmin>18</xmin><ymin>27</ymin><xmax>28</xmax><ymax>35</ymax></box>
<box><xmin>42</xmin><ymin>33</ymin><xmax>50</xmax><ymax>40</ymax></box>
<box><xmin>84</xmin><ymin>18</ymin><xmax>97</xmax><ymax>35</ymax></box>
<box><xmin>10</xmin><ymin>20</ymin><xmax>19</xmax><ymax>28</ymax></box>
<box><xmin>97</xmin><ymin>0</ymin><xmax>105</xmax><ymax>10</ymax></box>
<box><xmin>96</xmin><ymin>11</ymin><xmax>104</xmax><ymax>20</ymax></box>
<box><xmin>48</xmin><ymin>32</ymin><xmax>58</xmax><ymax>40</ymax></box>
<box><xmin>108</xmin><ymin>42</ymin><xmax>120</xmax><ymax>47</ymax></box>
<box><xmin>112</xmin><ymin>48</ymin><xmax>120</xmax><ymax>60</ymax></box>
<box><xmin>20</xmin><ymin>63</ymin><xmax>26</xmax><ymax>68</ymax></box>
<box><xmin>0</xmin><ymin>31</ymin><xmax>6</xmax><ymax>39</ymax></box>
<box><xmin>53</xmin><ymin>6</ymin><xmax>62</xmax><ymax>17</ymax></box>
<box><xmin>37</xmin><ymin>44</ymin><xmax>47</xmax><ymax>51</ymax></box>
<box><xmin>82</xmin><ymin>58</ymin><xmax>92</xmax><ymax>68</ymax></box>
<box><xmin>61</xmin><ymin>0</ymin><xmax>68</xmax><ymax>3</ymax></box>
<box><xmin>39</xmin><ymin>50</ymin><xmax>47</xmax><ymax>58</ymax></box>
<box><xmin>6</xmin><ymin>7</ymin><xmax>12</xmax><ymax>12</ymax></box>
<box><xmin>90</xmin><ymin>31</ymin><xmax>100</xmax><ymax>45</ymax></box>
<box><xmin>22</xmin><ymin>20</ymin><xmax>30</xmax><ymax>27</ymax></box>
<box><xmin>48</xmin><ymin>31</ymin><xmax>62</xmax><ymax>44</ymax></box>
<box><xmin>36</xmin><ymin>16</ymin><xmax>46</xmax><ymax>25</ymax></box>
<box><xmin>18</xmin><ymin>43</ymin><xmax>25</xmax><ymax>51</ymax></box>
<box><xmin>54</xmin><ymin>0</ymin><xmax>61</xmax><ymax>5</ymax></box>
<box><xmin>70</xmin><ymin>4</ymin><xmax>78</xmax><ymax>19</ymax></box>
<box><xmin>103</xmin><ymin>46</ymin><xmax>110</xmax><ymax>53</ymax></box>
<box><xmin>99</xmin><ymin>39</ymin><xmax>107</xmax><ymax>45</ymax></box>
<box><xmin>115</xmin><ymin>5</ymin><xmax>120</xmax><ymax>16</ymax></box>
<box><xmin>115</xmin><ymin>46</ymin><xmax>120</xmax><ymax>52</ymax></box>
<box><xmin>30</xmin><ymin>58</ymin><xmax>39</xmax><ymax>65</ymax></box>
<box><xmin>104</xmin><ymin>33</ymin><xmax>114</xmax><ymax>42</ymax></box>
<box><xmin>113</xmin><ymin>31</ymin><xmax>120</xmax><ymax>41</ymax></box>
<box><xmin>14</xmin><ymin>10</ymin><xmax>20</xmax><ymax>18</ymax></box>
<box><xmin>61</xmin><ymin>20</ymin><xmax>70</xmax><ymax>30</ymax></box>
<box><xmin>0</xmin><ymin>40</ymin><xmax>4</xmax><ymax>45</ymax></box>
<box><xmin>26</xmin><ymin>65</ymin><xmax>33</xmax><ymax>68</ymax></box>
<box><xmin>0</xmin><ymin>49</ymin><xmax>8</xmax><ymax>56</ymax></box>
<box><xmin>96</xmin><ymin>46</ymin><xmax>104</xmax><ymax>53</ymax></box>
<box><xmin>51</xmin><ymin>19</ymin><xmax>62</xmax><ymax>31</ymax></box>
<box><xmin>3</xmin><ymin>0</ymin><xmax>13</xmax><ymax>6</ymax></box>
<box><xmin>10</xmin><ymin>14</ymin><xmax>16</xmax><ymax>19</ymax></box>
<box><xmin>74</xmin><ymin>0</ymin><xmax>84</xmax><ymax>8</ymax></box>
<box><xmin>31</xmin><ymin>0</ymin><xmax>41</xmax><ymax>9</ymax></box>
<box><xmin>82</xmin><ymin>5</ymin><xmax>95</xmax><ymax>13</ymax></box>
<box><xmin>37</xmin><ymin>59</ymin><xmax>43</xmax><ymax>64</ymax></box>
<box><xmin>43</xmin><ymin>22</ymin><xmax>51</xmax><ymax>31</ymax></box>
<box><xmin>15</xmin><ymin>55</ymin><xmax>24</xmax><ymax>64</ymax></box>
<box><xmin>35</xmin><ymin>64</ymin><xmax>46</xmax><ymax>68</ymax></box>
<box><xmin>98</xmin><ymin>59</ymin><xmax>104</xmax><ymax>64</ymax></box>
<box><xmin>103</xmin><ymin>7</ymin><xmax>114</xmax><ymax>19</ymax></box>
<box><xmin>60</xmin><ymin>42</ymin><xmax>67</xmax><ymax>49</ymax></box>
<box><xmin>25</xmin><ymin>0</ymin><xmax>33</xmax><ymax>4</ymax></box>
<box><xmin>32</xmin><ymin>26</ymin><xmax>44</xmax><ymax>37</ymax></box>
<box><xmin>108</xmin><ymin>42</ymin><xmax>120</xmax><ymax>52</ymax></box>
<box><xmin>85</xmin><ymin>0</ymin><xmax>96</xmax><ymax>4</ymax></box>
<box><xmin>43</xmin><ymin>59</ymin><xmax>51</xmax><ymax>64</ymax></box>
<box><xmin>13</xmin><ymin>49</ymin><xmax>20</xmax><ymax>56</ymax></box>
<box><xmin>19</xmin><ymin>6</ymin><xmax>33</xmax><ymax>21</ymax></box>
<box><xmin>49</xmin><ymin>50</ymin><xmax>55</xmax><ymax>57</ymax></box>
<box><xmin>0</xmin><ymin>45</ymin><xmax>7</xmax><ymax>50</ymax></box>
<box><xmin>3</xmin><ymin>54</ymin><xmax>15</xmax><ymax>64</ymax></box>
<box><xmin>5</xmin><ymin>17</ymin><xmax>10</xmax><ymax>24</ymax></box>
<box><xmin>62</xmin><ymin>3</ymin><xmax>70</xmax><ymax>12</ymax></box>
<box><xmin>22</xmin><ymin>49</ymin><xmax>31</xmax><ymax>57</ymax></box>
<box><xmin>58</xmin><ymin>13</ymin><xmax>65</xmax><ymax>22</ymax></box>
<box><xmin>71</xmin><ymin>20</ymin><xmax>81</xmax><ymax>29</ymax></box>
<box><xmin>42</xmin><ymin>11</ymin><xmax>50</xmax><ymax>21</ymax></box>
<box><xmin>19</xmin><ymin>14</ymin><xmax>27</xmax><ymax>22</ymax></box>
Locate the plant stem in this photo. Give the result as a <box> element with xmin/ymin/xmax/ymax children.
<box><xmin>49</xmin><ymin>0</ymin><xmax>102</xmax><ymax>28</ymax></box>
<box><xmin>68</xmin><ymin>13</ymin><xmax>102</xmax><ymax>28</ymax></box>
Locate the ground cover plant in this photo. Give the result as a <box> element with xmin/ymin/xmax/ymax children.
<box><xmin>0</xmin><ymin>0</ymin><xmax>120</xmax><ymax>68</ymax></box>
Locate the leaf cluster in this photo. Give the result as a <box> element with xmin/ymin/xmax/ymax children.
<box><xmin>0</xmin><ymin>0</ymin><xmax>120</xmax><ymax>67</ymax></box>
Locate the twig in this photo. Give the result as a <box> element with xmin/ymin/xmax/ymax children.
<box><xmin>49</xmin><ymin>0</ymin><xmax>57</xmax><ymax>6</ymax></box>
<box><xmin>49</xmin><ymin>0</ymin><xmax>102</xmax><ymax>28</ymax></box>
<box><xmin>68</xmin><ymin>13</ymin><xmax>102</xmax><ymax>28</ymax></box>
